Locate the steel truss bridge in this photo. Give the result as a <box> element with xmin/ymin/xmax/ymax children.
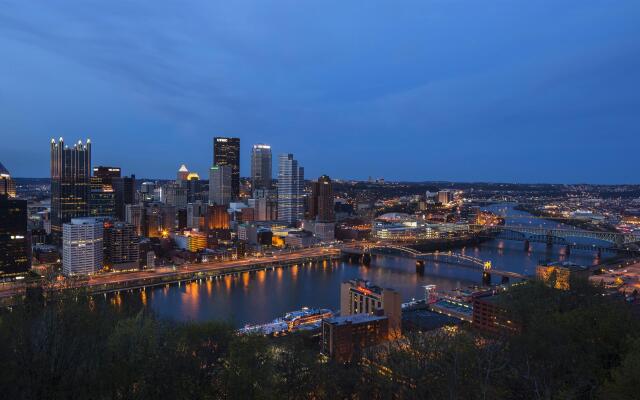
<box><xmin>341</xmin><ymin>245</ymin><xmax>527</xmax><ymax>280</ymax></box>
<box><xmin>471</xmin><ymin>225</ymin><xmax>638</xmax><ymax>249</ymax></box>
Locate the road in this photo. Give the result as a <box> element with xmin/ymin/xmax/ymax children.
<box><xmin>0</xmin><ymin>246</ymin><xmax>342</xmax><ymax>299</ymax></box>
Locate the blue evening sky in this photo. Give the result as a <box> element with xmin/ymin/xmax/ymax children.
<box><xmin>1</xmin><ymin>1</ymin><xmax>639</xmax><ymax>183</ymax></box>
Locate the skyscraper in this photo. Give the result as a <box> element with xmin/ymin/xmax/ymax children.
<box><xmin>277</xmin><ymin>154</ymin><xmax>304</xmax><ymax>225</ymax></box>
<box><xmin>177</xmin><ymin>164</ymin><xmax>189</xmax><ymax>182</ymax></box>
<box><xmin>104</xmin><ymin>221</ymin><xmax>139</xmax><ymax>271</ymax></box>
<box><xmin>213</xmin><ymin>137</ymin><xmax>240</xmax><ymax>199</ymax></box>
<box><xmin>111</xmin><ymin>174</ymin><xmax>135</xmax><ymax>220</ymax></box>
<box><xmin>0</xmin><ymin>195</ymin><xmax>30</xmax><ymax>276</ymax></box>
<box><xmin>50</xmin><ymin>138</ymin><xmax>91</xmax><ymax>237</ymax></box>
<box><xmin>0</xmin><ymin>162</ymin><xmax>16</xmax><ymax>198</ymax></box>
<box><xmin>62</xmin><ymin>218</ymin><xmax>103</xmax><ymax>276</ymax></box>
<box><xmin>251</xmin><ymin>144</ymin><xmax>272</xmax><ymax>192</ymax></box>
<box><xmin>209</xmin><ymin>164</ymin><xmax>232</xmax><ymax>206</ymax></box>
<box><xmin>309</xmin><ymin>175</ymin><xmax>334</xmax><ymax>222</ymax></box>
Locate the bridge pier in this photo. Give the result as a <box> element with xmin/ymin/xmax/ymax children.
<box><xmin>546</xmin><ymin>234</ymin><xmax>554</xmax><ymax>249</ymax></box>
<box><xmin>416</xmin><ymin>260</ymin><xmax>425</xmax><ymax>274</ymax></box>
<box><xmin>524</xmin><ymin>240</ymin><xmax>531</xmax><ymax>252</ymax></box>
<box><xmin>597</xmin><ymin>249</ymin><xmax>602</xmax><ymax>259</ymax></box>
<box><xmin>501</xmin><ymin>275</ymin><xmax>510</xmax><ymax>285</ymax></box>
<box><xmin>482</xmin><ymin>271</ymin><xmax>491</xmax><ymax>285</ymax></box>
<box><xmin>362</xmin><ymin>253</ymin><xmax>371</xmax><ymax>266</ymax></box>
<box><xmin>565</xmin><ymin>245</ymin><xmax>571</xmax><ymax>256</ymax></box>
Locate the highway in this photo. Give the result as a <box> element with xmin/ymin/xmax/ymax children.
<box><xmin>0</xmin><ymin>246</ymin><xmax>342</xmax><ymax>300</ymax></box>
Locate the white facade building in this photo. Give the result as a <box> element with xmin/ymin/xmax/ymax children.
<box><xmin>62</xmin><ymin>218</ymin><xmax>103</xmax><ymax>276</ymax></box>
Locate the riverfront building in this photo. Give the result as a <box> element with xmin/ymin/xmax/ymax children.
<box><xmin>277</xmin><ymin>154</ymin><xmax>304</xmax><ymax>225</ymax></box>
<box><xmin>62</xmin><ymin>218</ymin><xmax>103</xmax><ymax>276</ymax></box>
<box><xmin>321</xmin><ymin>314</ymin><xmax>389</xmax><ymax>362</ymax></box>
<box><xmin>536</xmin><ymin>261</ymin><xmax>590</xmax><ymax>290</ymax></box>
<box><xmin>104</xmin><ymin>221</ymin><xmax>139</xmax><ymax>271</ymax></box>
<box><xmin>213</xmin><ymin>137</ymin><xmax>240</xmax><ymax>199</ymax></box>
<box><xmin>340</xmin><ymin>279</ymin><xmax>402</xmax><ymax>338</ymax></box>
<box><xmin>308</xmin><ymin>175</ymin><xmax>334</xmax><ymax>222</ymax></box>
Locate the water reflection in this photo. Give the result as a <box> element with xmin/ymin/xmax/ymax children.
<box><xmin>127</xmin><ymin>203</ymin><xmax>608</xmax><ymax>327</ymax></box>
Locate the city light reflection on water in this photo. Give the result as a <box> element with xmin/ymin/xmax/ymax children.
<box><xmin>121</xmin><ymin>204</ymin><xmax>606</xmax><ymax>327</ymax></box>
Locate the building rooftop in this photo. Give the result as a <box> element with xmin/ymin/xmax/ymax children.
<box><xmin>0</xmin><ymin>161</ymin><xmax>10</xmax><ymax>176</ymax></box>
<box><xmin>325</xmin><ymin>313</ymin><xmax>387</xmax><ymax>326</ymax></box>
<box><xmin>539</xmin><ymin>261</ymin><xmax>589</xmax><ymax>271</ymax></box>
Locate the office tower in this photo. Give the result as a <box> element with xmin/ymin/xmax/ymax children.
<box><xmin>209</xmin><ymin>164</ymin><xmax>232</xmax><ymax>206</ymax></box>
<box><xmin>187</xmin><ymin>201</ymin><xmax>207</xmax><ymax>230</ymax></box>
<box><xmin>104</xmin><ymin>222</ymin><xmax>139</xmax><ymax>271</ymax></box>
<box><xmin>340</xmin><ymin>279</ymin><xmax>402</xmax><ymax>338</ymax></box>
<box><xmin>251</xmin><ymin>144</ymin><xmax>272</xmax><ymax>192</ymax></box>
<box><xmin>0</xmin><ymin>162</ymin><xmax>16</xmax><ymax>198</ymax></box>
<box><xmin>142</xmin><ymin>203</ymin><xmax>175</xmax><ymax>238</ymax></box>
<box><xmin>213</xmin><ymin>137</ymin><xmax>240</xmax><ymax>199</ymax></box>
<box><xmin>0</xmin><ymin>195</ymin><xmax>31</xmax><ymax>276</ymax></box>
<box><xmin>248</xmin><ymin>197</ymin><xmax>276</xmax><ymax>221</ymax></box>
<box><xmin>277</xmin><ymin>154</ymin><xmax>304</xmax><ymax>225</ymax></box>
<box><xmin>125</xmin><ymin>204</ymin><xmax>144</xmax><ymax>236</ymax></box>
<box><xmin>62</xmin><ymin>218</ymin><xmax>103</xmax><ymax>276</ymax></box>
<box><xmin>185</xmin><ymin>175</ymin><xmax>202</xmax><ymax>203</ymax></box>
<box><xmin>93</xmin><ymin>166</ymin><xmax>121</xmax><ymax>181</ymax></box>
<box><xmin>177</xmin><ymin>164</ymin><xmax>189</xmax><ymax>182</ymax></box>
<box><xmin>111</xmin><ymin>174</ymin><xmax>135</xmax><ymax>220</ymax></box>
<box><xmin>163</xmin><ymin>183</ymin><xmax>188</xmax><ymax>209</ymax></box>
<box><xmin>205</xmin><ymin>204</ymin><xmax>231</xmax><ymax>245</ymax></box>
<box><xmin>309</xmin><ymin>175</ymin><xmax>334</xmax><ymax>222</ymax></box>
<box><xmin>50</xmin><ymin>138</ymin><xmax>92</xmax><ymax>237</ymax></box>
<box><xmin>89</xmin><ymin>177</ymin><xmax>116</xmax><ymax>218</ymax></box>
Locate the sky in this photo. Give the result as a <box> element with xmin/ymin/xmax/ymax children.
<box><xmin>0</xmin><ymin>1</ymin><xmax>639</xmax><ymax>183</ymax></box>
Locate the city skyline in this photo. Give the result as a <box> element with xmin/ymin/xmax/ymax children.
<box><xmin>1</xmin><ymin>1</ymin><xmax>639</xmax><ymax>183</ymax></box>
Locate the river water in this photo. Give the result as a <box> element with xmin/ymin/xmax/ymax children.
<box><xmin>135</xmin><ymin>203</ymin><xmax>604</xmax><ymax>327</ymax></box>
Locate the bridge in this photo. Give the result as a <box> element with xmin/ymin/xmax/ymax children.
<box><xmin>471</xmin><ymin>224</ymin><xmax>639</xmax><ymax>250</ymax></box>
<box><xmin>341</xmin><ymin>244</ymin><xmax>527</xmax><ymax>281</ymax></box>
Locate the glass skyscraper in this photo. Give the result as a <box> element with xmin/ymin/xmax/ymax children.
<box><xmin>277</xmin><ymin>154</ymin><xmax>304</xmax><ymax>225</ymax></box>
<box><xmin>251</xmin><ymin>144</ymin><xmax>272</xmax><ymax>192</ymax></box>
<box><xmin>50</xmin><ymin>138</ymin><xmax>92</xmax><ymax>238</ymax></box>
<box><xmin>213</xmin><ymin>137</ymin><xmax>240</xmax><ymax>199</ymax></box>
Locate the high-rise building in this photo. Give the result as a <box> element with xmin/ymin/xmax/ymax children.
<box><xmin>209</xmin><ymin>164</ymin><xmax>232</xmax><ymax>206</ymax></box>
<box><xmin>205</xmin><ymin>204</ymin><xmax>231</xmax><ymax>245</ymax></box>
<box><xmin>89</xmin><ymin>177</ymin><xmax>116</xmax><ymax>218</ymax></box>
<box><xmin>187</xmin><ymin>201</ymin><xmax>207</xmax><ymax>230</ymax></box>
<box><xmin>248</xmin><ymin>197</ymin><xmax>276</xmax><ymax>221</ymax></box>
<box><xmin>437</xmin><ymin>190</ymin><xmax>454</xmax><ymax>205</ymax></box>
<box><xmin>213</xmin><ymin>137</ymin><xmax>240</xmax><ymax>199</ymax></box>
<box><xmin>93</xmin><ymin>166</ymin><xmax>121</xmax><ymax>181</ymax></box>
<box><xmin>111</xmin><ymin>174</ymin><xmax>135</xmax><ymax>220</ymax></box>
<box><xmin>50</xmin><ymin>138</ymin><xmax>92</xmax><ymax>237</ymax></box>
<box><xmin>62</xmin><ymin>218</ymin><xmax>103</xmax><ymax>276</ymax></box>
<box><xmin>0</xmin><ymin>195</ymin><xmax>31</xmax><ymax>276</ymax></box>
<box><xmin>125</xmin><ymin>204</ymin><xmax>144</xmax><ymax>236</ymax></box>
<box><xmin>163</xmin><ymin>183</ymin><xmax>188</xmax><ymax>209</ymax></box>
<box><xmin>308</xmin><ymin>175</ymin><xmax>334</xmax><ymax>222</ymax></box>
<box><xmin>104</xmin><ymin>222</ymin><xmax>139</xmax><ymax>271</ymax></box>
<box><xmin>177</xmin><ymin>164</ymin><xmax>189</xmax><ymax>182</ymax></box>
<box><xmin>251</xmin><ymin>144</ymin><xmax>272</xmax><ymax>192</ymax></box>
<box><xmin>340</xmin><ymin>279</ymin><xmax>402</xmax><ymax>338</ymax></box>
<box><xmin>0</xmin><ymin>162</ymin><xmax>17</xmax><ymax>198</ymax></box>
<box><xmin>277</xmin><ymin>154</ymin><xmax>304</xmax><ymax>225</ymax></box>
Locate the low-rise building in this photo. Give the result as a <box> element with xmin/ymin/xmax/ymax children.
<box><xmin>536</xmin><ymin>261</ymin><xmax>590</xmax><ymax>290</ymax></box>
<box><xmin>321</xmin><ymin>314</ymin><xmax>389</xmax><ymax>362</ymax></box>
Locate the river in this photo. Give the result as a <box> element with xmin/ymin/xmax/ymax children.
<box><xmin>128</xmin><ymin>203</ymin><xmax>606</xmax><ymax>327</ymax></box>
